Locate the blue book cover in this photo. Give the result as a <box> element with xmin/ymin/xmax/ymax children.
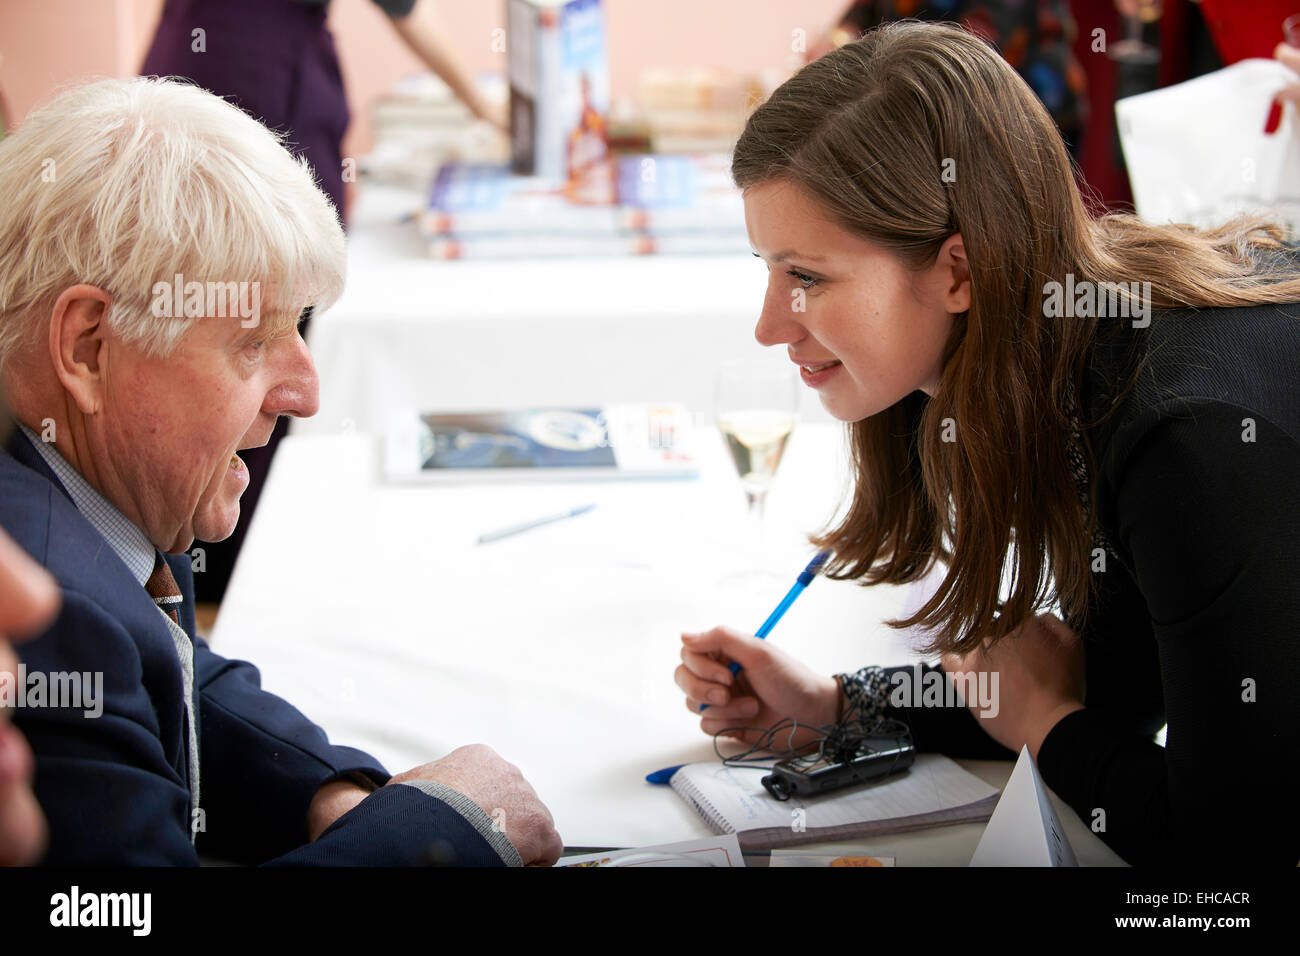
<box><xmin>420</xmin><ymin>409</ymin><xmax>616</xmax><ymax>470</ymax></box>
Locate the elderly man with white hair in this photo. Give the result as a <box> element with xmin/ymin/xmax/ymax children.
<box><xmin>0</xmin><ymin>77</ymin><xmax>562</xmax><ymax>866</ymax></box>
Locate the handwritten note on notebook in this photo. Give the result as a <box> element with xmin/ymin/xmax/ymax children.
<box><xmin>670</xmin><ymin>753</ymin><xmax>999</xmax><ymax>851</ymax></box>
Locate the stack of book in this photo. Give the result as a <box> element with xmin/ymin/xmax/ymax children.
<box><xmin>420</xmin><ymin>153</ymin><xmax>749</xmax><ymax>259</ymax></box>
<box><xmin>365</xmin><ymin>72</ymin><xmax>509</xmax><ymax>190</ymax></box>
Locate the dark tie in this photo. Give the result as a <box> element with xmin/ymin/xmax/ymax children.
<box><xmin>146</xmin><ymin>551</ymin><xmax>184</xmax><ymax>626</ymax></box>
<box><xmin>145</xmin><ymin>549</ymin><xmax>201</xmax><ymax>829</ymax></box>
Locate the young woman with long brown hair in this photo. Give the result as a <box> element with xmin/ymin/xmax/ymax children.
<box><xmin>674</xmin><ymin>20</ymin><xmax>1300</xmax><ymax>866</ymax></box>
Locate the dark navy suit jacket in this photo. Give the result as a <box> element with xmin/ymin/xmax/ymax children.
<box><xmin>1</xmin><ymin>429</ymin><xmax>504</xmax><ymax>865</ymax></box>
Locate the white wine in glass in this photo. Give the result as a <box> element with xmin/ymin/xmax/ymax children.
<box><xmin>715</xmin><ymin>359</ymin><xmax>800</xmax><ymax>582</ymax></box>
<box><xmin>718</xmin><ymin>409</ymin><xmax>796</xmax><ymax>502</ymax></box>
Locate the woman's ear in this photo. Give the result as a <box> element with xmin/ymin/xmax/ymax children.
<box><xmin>940</xmin><ymin>233</ymin><xmax>970</xmax><ymax>314</ymax></box>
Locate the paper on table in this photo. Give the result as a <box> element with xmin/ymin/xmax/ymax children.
<box><xmin>970</xmin><ymin>745</ymin><xmax>1077</xmax><ymax>867</ymax></box>
<box><xmin>671</xmin><ymin>753</ymin><xmax>998</xmax><ymax>843</ymax></box>
<box><xmin>556</xmin><ymin>834</ymin><xmax>745</xmax><ymax>867</ymax></box>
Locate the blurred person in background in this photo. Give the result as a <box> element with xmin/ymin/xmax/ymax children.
<box><xmin>807</xmin><ymin>1</ymin><xmax>1087</xmax><ymax>158</ymax></box>
<box><xmin>143</xmin><ymin>0</ymin><xmax>503</xmax><ymax>221</ymax></box>
<box><xmin>807</xmin><ymin>2</ymin><xmax>1235</xmax><ymax>214</ymax></box>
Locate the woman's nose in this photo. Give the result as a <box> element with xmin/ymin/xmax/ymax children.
<box><xmin>754</xmin><ymin>284</ymin><xmax>806</xmax><ymax>347</ymax></box>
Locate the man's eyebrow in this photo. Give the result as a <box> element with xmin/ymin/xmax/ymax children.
<box><xmin>752</xmin><ymin>250</ymin><xmax>828</xmax><ymax>264</ymax></box>
<box><xmin>245</xmin><ymin>307</ymin><xmax>314</xmax><ymax>343</ymax></box>
<box><xmin>231</xmin><ymin>322</ymin><xmax>261</xmax><ymax>344</ymax></box>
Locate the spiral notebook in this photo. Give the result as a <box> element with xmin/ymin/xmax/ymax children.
<box><xmin>669</xmin><ymin>753</ymin><xmax>1000</xmax><ymax>851</ymax></box>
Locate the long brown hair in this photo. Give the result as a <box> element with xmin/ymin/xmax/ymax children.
<box><xmin>732</xmin><ymin>20</ymin><xmax>1300</xmax><ymax>655</ymax></box>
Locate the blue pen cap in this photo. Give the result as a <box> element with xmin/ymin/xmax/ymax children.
<box><xmin>796</xmin><ymin>551</ymin><xmax>831</xmax><ymax>587</ymax></box>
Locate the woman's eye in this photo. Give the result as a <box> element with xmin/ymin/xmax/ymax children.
<box><xmin>246</xmin><ymin>340</ymin><xmax>266</xmax><ymax>352</ymax></box>
<box><xmin>787</xmin><ymin>269</ymin><xmax>819</xmax><ymax>288</ymax></box>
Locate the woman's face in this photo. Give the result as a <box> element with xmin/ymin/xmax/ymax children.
<box><xmin>743</xmin><ymin>179</ymin><xmax>969</xmax><ymax>421</ymax></box>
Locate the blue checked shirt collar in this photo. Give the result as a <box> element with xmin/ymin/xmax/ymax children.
<box><xmin>18</xmin><ymin>423</ymin><xmax>156</xmax><ymax>587</ymax></box>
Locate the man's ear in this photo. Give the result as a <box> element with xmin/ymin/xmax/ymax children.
<box><xmin>941</xmin><ymin>233</ymin><xmax>970</xmax><ymax>314</ymax></box>
<box><xmin>48</xmin><ymin>285</ymin><xmax>112</xmax><ymax>416</ymax></box>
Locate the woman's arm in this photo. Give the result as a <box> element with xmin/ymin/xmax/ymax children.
<box><xmin>387</xmin><ymin>0</ymin><xmax>507</xmax><ymax>131</ymax></box>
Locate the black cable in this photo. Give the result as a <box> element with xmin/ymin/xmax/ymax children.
<box><xmin>712</xmin><ymin>693</ymin><xmax>913</xmax><ymax>772</ymax></box>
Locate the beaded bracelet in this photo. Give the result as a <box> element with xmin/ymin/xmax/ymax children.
<box><xmin>834</xmin><ymin>665</ymin><xmax>893</xmax><ymax>725</ymax></box>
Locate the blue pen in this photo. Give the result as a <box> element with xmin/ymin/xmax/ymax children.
<box><xmin>645</xmin><ymin>764</ymin><xmax>685</xmax><ymax>785</ymax></box>
<box><xmin>476</xmin><ymin>503</ymin><xmax>596</xmax><ymax>544</ymax></box>
<box><xmin>645</xmin><ymin>550</ymin><xmax>831</xmax><ymax>785</ymax></box>
<box><xmin>705</xmin><ymin>550</ymin><xmax>830</xmax><ymax>705</ymax></box>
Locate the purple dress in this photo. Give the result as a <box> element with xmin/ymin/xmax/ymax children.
<box><xmin>141</xmin><ymin>0</ymin><xmax>351</xmax><ymax>216</ymax></box>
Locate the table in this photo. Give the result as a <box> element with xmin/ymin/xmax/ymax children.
<box><xmin>209</xmin><ymin>422</ymin><xmax>1126</xmax><ymax>865</ymax></box>
<box><xmin>296</xmin><ymin>182</ymin><xmax>835</xmax><ymax>438</ymax></box>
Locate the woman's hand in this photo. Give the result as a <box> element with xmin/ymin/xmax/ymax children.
<box><xmin>675</xmin><ymin>626</ymin><xmax>842</xmax><ymax>749</ymax></box>
<box><xmin>941</xmin><ymin>612</ymin><xmax>1086</xmax><ymax>761</ymax></box>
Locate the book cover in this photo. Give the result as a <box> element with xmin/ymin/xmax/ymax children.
<box><xmin>508</xmin><ymin>0</ymin><xmax>610</xmax><ymax>187</ymax></box>
<box><xmin>384</xmin><ymin>404</ymin><xmax>698</xmax><ymax>482</ymax></box>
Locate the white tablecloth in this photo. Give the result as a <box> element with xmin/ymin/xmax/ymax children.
<box><xmin>209</xmin><ymin>423</ymin><xmax>1125</xmax><ymax>864</ymax></box>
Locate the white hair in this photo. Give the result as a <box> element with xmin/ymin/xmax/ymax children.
<box><xmin>0</xmin><ymin>76</ymin><xmax>346</xmax><ymax>375</ymax></box>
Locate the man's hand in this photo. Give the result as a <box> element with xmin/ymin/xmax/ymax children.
<box><xmin>941</xmin><ymin>613</ymin><xmax>1086</xmax><ymax>761</ymax></box>
<box><xmin>306</xmin><ymin>778</ymin><xmax>372</xmax><ymax>843</ymax></box>
<box><xmin>388</xmin><ymin>744</ymin><xmax>563</xmax><ymax>867</ymax></box>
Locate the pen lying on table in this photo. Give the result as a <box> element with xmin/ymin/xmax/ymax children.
<box><xmin>477</xmin><ymin>503</ymin><xmax>596</xmax><ymax>544</ymax></box>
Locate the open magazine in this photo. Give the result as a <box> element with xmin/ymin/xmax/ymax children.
<box><xmin>383</xmin><ymin>404</ymin><xmax>699</xmax><ymax>482</ymax></box>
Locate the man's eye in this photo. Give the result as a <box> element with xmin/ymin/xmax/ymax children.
<box><xmin>787</xmin><ymin>269</ymin><xmax>819</xmax><ymax>288</ymax></box>
<box><xmin>246</xmin><ymin>340</ymin><xmax>266</xmax><ymax>352</ymax></box>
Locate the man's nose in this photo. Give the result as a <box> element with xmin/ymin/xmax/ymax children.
<box><xmin>754</xmin><ymin>281</ymin><xmax>805</xmax><ymax>348</ymax></box>
<box><xmin>265</xmin><ymin>332</ymin><xmax>320</xmax><ymax>420</ymax></box>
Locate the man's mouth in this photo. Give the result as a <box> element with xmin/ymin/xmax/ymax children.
<box><xmin>232</xmin><ymin>435</ymin><xmax>271</xmax><ymax>465</ymax></box>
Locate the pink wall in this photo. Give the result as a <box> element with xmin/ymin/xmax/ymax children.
<box><xmin>0</xmin><ymin>0</ymin><xmax>162</xmax><ymax>126</ymax></box>
<box><xmin>1</xmin><ymin>0</ymin><xmax>847</xmax><ymax>154</ymax></box>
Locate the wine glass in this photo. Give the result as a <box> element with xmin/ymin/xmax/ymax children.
<box><xmin>714</xmin><ymin>358</ymin><xmax>800</xmax><ymax>585</ymax></box>
<box><xmin>1108</xmin><ymin>0</ymin><xmax>1162</xmax><ymax>66</ymax></box>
